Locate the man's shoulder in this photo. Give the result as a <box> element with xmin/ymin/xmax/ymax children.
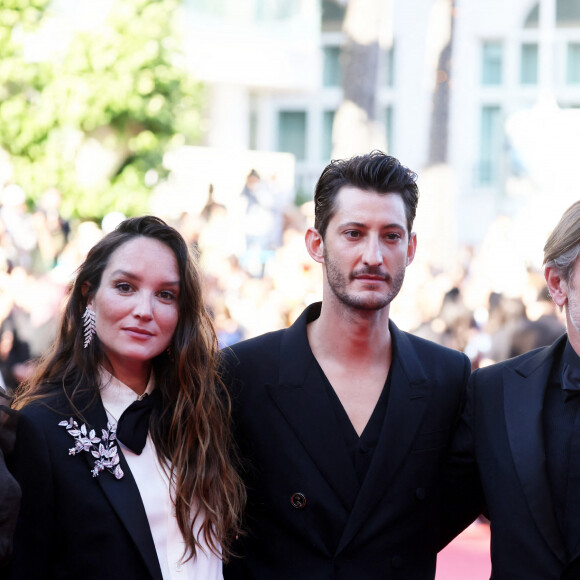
<box><xmin>473</xmin><ymin>337</ymin><xmax>563</xmax><ymax>383</ymax></box>
<box><xmin>401</xmin><ymin>327</ymin><xmax>468</xmax><ymax>363</ymax></box>
<box><xmin>224</xmin><ymin>327</ymin><xmax>286</xmax><ymax>358</ymax></box>
<box><xmin>224</xmin><ymin>304</ymin><xmax>313</xmax><ymax>361</ymax></box>
<box><xmin>17</xmin><ymin>387</ymin><xmax>85</xmax><ymax>425</ymax></box>
<box><xmin>220</xmin><ymin>328</ymin><xmax>289</xmax><ymax>379</ymax></box>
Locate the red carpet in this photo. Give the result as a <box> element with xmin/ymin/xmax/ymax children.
<box><xmin>436</xmin><ymin>521</ymin><xmax>491</xmax><ymax>580</ymax></box>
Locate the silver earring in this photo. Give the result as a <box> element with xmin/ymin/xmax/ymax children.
<box><xmin>83</xmin><ymin>306</ymin><xmax>96</xmax><ymax>348</ymax></box>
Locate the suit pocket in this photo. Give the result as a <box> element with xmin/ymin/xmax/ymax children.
<box><xmin>412</xmin><ymin>428</ymin><xmax>450</xmax><ymax>452</ymax></box>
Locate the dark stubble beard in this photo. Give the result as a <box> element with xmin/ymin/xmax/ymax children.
<box><xmin>324</xmin><ymin>249</ymin><xmax>406</xmax><ymax>312</ymax></box>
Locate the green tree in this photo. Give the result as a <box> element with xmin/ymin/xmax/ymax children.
<box><xmin>0</xmin><ymin>0</ymin><xmax>204</xmax><ymax>219</ymax></box>
<box><xmin>0</xmin><ymin>0</ymin><xmax>52</xmax><ymax>194</ymax></box>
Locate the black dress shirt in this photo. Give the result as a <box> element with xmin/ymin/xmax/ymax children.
<box><xmin>544</xmin><ymin>339</ymin><xmax>580</xmax><ymax>556</ymax></box>
<box><xmin>324</xmin><ymin>367</ymin><xmax>392</xmax><ymax>487</ymax></box>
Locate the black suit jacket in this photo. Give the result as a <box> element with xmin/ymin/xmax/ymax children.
<box><xmin>446</xmin><ymin>334</ymin><xmax>580</xmax><ymax>579</ymax></box>
<box><xmin>7</xmin><ymin>390</ymin><xmax>163</xmax><ymax>580</ymax></box>
<box><xmin>0</xmin><ymin>395</ymin><xmax>20</xmax><ymax>571</ymax></box>
<box><xmin>222</xmin><ymin>303</ymin><xmax>471</xmax><ymax>579</ymax></box>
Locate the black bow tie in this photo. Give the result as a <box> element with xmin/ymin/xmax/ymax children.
<box><xmin>562</xmin><ymin>363</ymin><xmax>580</xmax><ymax>400</ymax></box>
<box><xmin>116</xmin><ymin>389</ymin><xmax>160</xmax><ymax>455</ymax></box>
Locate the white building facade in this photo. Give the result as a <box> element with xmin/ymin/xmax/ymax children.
<box><xmin>184</xmin><ymin>0</ymin><xmax>580</xmax><ymax>249</ymax></box>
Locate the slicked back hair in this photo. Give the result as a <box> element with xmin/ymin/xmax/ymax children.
<box><xmin>313</xmin><ymin>150</ymin><xmax>419</xmax><ymax>239</ymax></box>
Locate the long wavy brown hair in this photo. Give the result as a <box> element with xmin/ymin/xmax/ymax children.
<box><xmin>13</xmin><ymin>215</ymin><xmax>245</xmax><ymax>561</ymax></box>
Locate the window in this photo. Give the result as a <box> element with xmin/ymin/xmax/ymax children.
<box><xmin>525</xmin><ymin>0</ymin><xmax>580</xmax><ymax>28</ymax></box>
<box><xmin>478</xmin><ymin>106</ymin><xmax>502</xmax><ymax>185</ymax></box>
<box><xmin>188</xmin><ymin>0</ymin><xmax>300</xmax><ymax>21</ymax></box>
<box><xmin>249</xmin><ymin>95</ymin><xmax>258</xmax><ymax>150</ymax></box>
<box><xmin>254</xmin><ymin>0</ymin><xmax>301</xmax><ymax>21</ymax></box>
<box><xmin>481</xmin><ymin>42</ymin><xmax>503</xmax><ymax>85</ymax></box>
<box><xmin>278</xmin><ymin>111</ymin><xmax>307</xmax><ymax>160</ymax></box>
<box><xmin>385</xmin><ymin>106</ymin><xmax>394</xmax><ymax>152</ymax></box>
<box><xmin>520</xmin><ymin>43</ymin><xmax>538</xmax><ymax>84</ymax></box>
<box><xmin>378</xmin><ymin>44</ymin><xmax>395</xmax><ymax>87</ymax></box>
<box><xmin>321</xmin><ymin>110</ymin><xmax>335</xmax><ymax>160</ymax></box>
<box><xmin>386</xmin><ymin>44</ymin><xmax>395</xmax><ymax>87</ymax></box>
<box><xmin>557</xmin><ymin>0</ymin><xmax>580</xmax><ymax>27</ymax></box>
<box><xmin>567</xmin><ymin>43</ymin><xmax>580</xmax><ymax>83</ymax></box>
<box><xmin>323</xmin><ymin>46</ymin><xmax>341</xmax><ymax>87</ymax></box>
<box><xmin>321</xmin><ymin>0</ymin><xmax>345</xmax><ymax>32</ymax></box>
<box><xmin>524</xmin><ymin>3</ymin><xmax>539</xmax><ymax>28</ymax></box>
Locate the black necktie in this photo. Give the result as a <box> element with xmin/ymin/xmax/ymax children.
<box><xmin>562</xmin><ymin>363</ymin><xmax>580</xmax><ymax>399</ymax></box>
<box><xmin>115</xmin><ymin>389</ymin><xmax>160</xmax><ymax>455</ymax></box>
<box><xmin>562</xmin><ymin>354</ymin><xmax>580</xmax><ymax>555</ymax></box>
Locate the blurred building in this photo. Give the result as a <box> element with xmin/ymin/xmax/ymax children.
<box><xmin>36</xmin><ymin>0</ymin><xmax>580</xmax><ymax>255</ymax></box>
<box><xmin>450</xmin><ymin>0</ymin><xmax>580</xmax><ymax>246</ymax></box>
<box><xmin>183</xmin><ymin>0</ymin><xmax>580</xmax><ymax>253</ymax></box>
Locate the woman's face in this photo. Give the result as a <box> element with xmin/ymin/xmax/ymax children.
<box><xmin>87</xmin><ymin>236</ymin><xmax>180</xmax><ymax>389</ymax></box>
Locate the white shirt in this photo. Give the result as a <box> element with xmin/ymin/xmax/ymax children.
<box><xmin>99</xmin><ymin>369</ymin><xmax>223</xmax><ymax>580</ymax></box>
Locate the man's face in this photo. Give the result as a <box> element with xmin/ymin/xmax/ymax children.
<box><xmin>565</xmin><ymin>258</ymin><xmax>580</xmax><ymax>337</ymax></box>
<box><xmin>319</xmin><ymin>186</ymin><xmax>416</xmax><ymax>312</ymax></box>
<box><xmin>546</xmin><ymin>254</ymin><xmax>580</xmax><ymax>350</ymax></box>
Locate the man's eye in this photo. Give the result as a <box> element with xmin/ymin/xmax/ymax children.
<box><xmin>345</xmin><ymin>231</ymin><xmax>361</xmax><ymax>239</ymax></box>
<box><xmin>386</xmin><ymin>233</ymin><xmax>402</xmax><ymax>241</ymax></box>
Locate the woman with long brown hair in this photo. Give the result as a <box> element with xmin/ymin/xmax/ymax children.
<box><xmin>9</xmin><ymin>215</ymin><xmax>245</xmax><ymax>579</ymax></box>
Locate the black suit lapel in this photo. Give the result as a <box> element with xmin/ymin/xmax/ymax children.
<box><xmin>83</xmin><ymin>399</ymin><xmax>164</xmax><ymax>580</ymax></box>
<box><xmin>267</xmin><ymin>305</ymin><xmax>359</xmax><ymax>511</ymax></box>
<box><xmin>504</xmin><ymin>341</ymin><xmax>567</xmax><ymax>564</ymax></box>
<box><xmin>336</xmin><ymin>324</ymin><xmax>432</xmax><ymax>553</ymax></box>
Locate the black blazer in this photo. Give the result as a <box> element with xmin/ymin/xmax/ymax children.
<box><xmin>0</xmin><ymin>397</ymin><xmax>20</xmax><ymax>571</ymax></box>
<box><xmin>222</xmin><ymin>303</ymin><xmax>471</xmax><ymax>580</ymax></box>
<box><xmin>446</xmin><ymin>334</ymin><xmax>580</xmax><ymax>579</ymax></box>
<box><xmin>7</xmin><ymin>390</ymin><xmax>163</xmax><ymax>580</ymax></box>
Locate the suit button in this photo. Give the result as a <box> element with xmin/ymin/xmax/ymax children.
<box><xmin>391</xmin><ymin>555</ymin><xmax>403</xmax><ymax>569</ymax></box>
<box><xmin>290</xmin><ymin>492</ymin><xmax>307</xmax><ymax>509</ymax></box>
<box><xmin>416</xmin><ymin>487</ymin><xmax>426</xmax><ymax>500</ymax></box>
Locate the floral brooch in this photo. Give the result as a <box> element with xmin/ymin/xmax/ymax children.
<box><xmin>59</xmin><ymin>418</ymin><xmax>124</xmax><ymax>479</ymax></box>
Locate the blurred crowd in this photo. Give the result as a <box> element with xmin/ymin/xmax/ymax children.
<box><xmin>0</xmin><ymin>174</ymin><xmax>566</xmax><ymax>395</ymax></box>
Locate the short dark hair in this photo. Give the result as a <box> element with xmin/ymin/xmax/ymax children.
<box><xmin>313</xmin><ymin>150</ymin><xmax>419</xmax><ymax>239</ymax></box>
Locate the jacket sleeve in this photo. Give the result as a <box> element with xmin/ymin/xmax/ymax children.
<box><xmin>7</xmin><ymin>407</ymin><xmax>56</xmax><ymax>579</ymax></box>
<box><xmin>438</xmin><ymin>370</ymin><xmax>487</xmax><ymax>550</ymax></box>
<box><xmin>0</xmin><ymin>399</ymin><xmax>20</xmax><ymax>570</ymax></box>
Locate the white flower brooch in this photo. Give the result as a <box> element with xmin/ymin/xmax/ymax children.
<box><xmin>59</xmin><ymin>418</ymin><xmax>124</xmax><ymax>479</ymax></box>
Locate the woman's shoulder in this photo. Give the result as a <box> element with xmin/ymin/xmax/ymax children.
<box><xmin>18</xmin><ymin>390</ymin><xmax>73</xmax><ymax>421</ymax></box>
<box><xmin>17</xmin><ymin>388</ymin><xmax>102</xmax><ymax>448</ymax></box>
<box><xmin>18</xmin><ymin>381</ymin><xmax>97</xmax><ymax>419</ymax></box>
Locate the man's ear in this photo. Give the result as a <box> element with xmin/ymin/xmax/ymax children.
<box><xmin>406</xmin><ymin>232</ymin><xmax>417</xmax><ymax>266</ymax></box>
<box><xmin>305</xmin><ymin>227</ymin><xmax>325</xmax><ymax>264</ymax></box>
<box><xmin>545</xmin><ymin>265</ymin><xmax>568</xmax><ymax>308</ymax></box>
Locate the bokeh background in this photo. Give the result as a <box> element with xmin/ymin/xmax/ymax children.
<box><xmin>1</xmin><ymin>0</ymin><xmax>576</xmax><ymax>388</ymax></box>
<box><xmin>4</xmin><ymin>0</ymin><xmax>579</xmax><ymax>575</ymax></box>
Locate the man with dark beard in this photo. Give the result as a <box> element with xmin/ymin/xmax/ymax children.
<box><xmin>222</xmin><ymin>151</ymin><xmax>471</xmax><ymax>580</ymax></box>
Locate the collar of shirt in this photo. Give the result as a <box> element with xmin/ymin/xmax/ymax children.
<box><xmin>563</xmin><ymin>339</ymin><xmax>580</xmax><ymax>370</ymax></box>
<box><xmin>99</xmin><ymin>367</ymin><xmax>156</xmax><ymax>424</ymax></box>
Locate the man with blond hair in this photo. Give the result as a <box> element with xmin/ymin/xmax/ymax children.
<box><xmin>446</xmin><ymin>201</ymin><xmax>580</xmax><ymax>579</ymax></box>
